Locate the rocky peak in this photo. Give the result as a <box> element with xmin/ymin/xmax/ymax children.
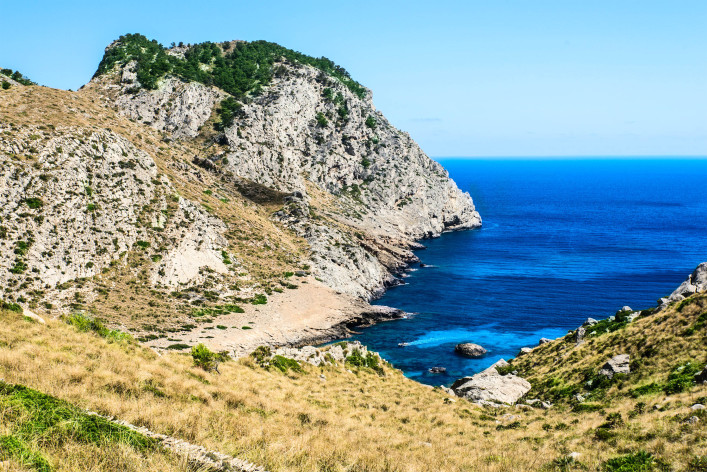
<box><xmin>91</xmin><ymin>34</ymin><xmax>481</xmax><ymax>299</ymax></box>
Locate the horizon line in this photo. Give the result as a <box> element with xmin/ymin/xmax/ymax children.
<box><xmin>432</xmin><ymin>155</ymin><xmax>707</xmax><ymax>160</ymax></box>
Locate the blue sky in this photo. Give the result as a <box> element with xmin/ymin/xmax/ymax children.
<box><xmin>1</xmin><ymin>1</ymin><xmax>705</xmax><ymax>157</ymax></box>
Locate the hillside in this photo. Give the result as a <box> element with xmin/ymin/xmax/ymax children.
<box><xmin>1</xmin><ymin>36</ymin><xmax>705</xmax><ymax>472</ymax></box>
<box><xmin>0</xmin><ymin>34</ymin><xmax>479</xmax><ymax>352</ymax></box>
<box><xmin>0</xmin><ymin>267</ymin><xmax>706</xmax><ymax>471</ymax></box>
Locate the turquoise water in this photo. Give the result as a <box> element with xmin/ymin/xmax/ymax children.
<box><xmin>350</xmin><ymin>158</ymin><xmax>707</xmax><ymax>386</ymax></box>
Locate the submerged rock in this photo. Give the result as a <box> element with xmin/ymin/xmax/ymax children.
<box><xmin>428</xmin><ymin>367</ymin><xmax>447</xmax><ymax>374</ymax></box>
<box><xmin>455</xmin><ymin>343</ymin><xmax>487</xmax><ymax>358</ymax></box>
<box><xmin>598</xmin><ymin>354</ymin><xmax>630</xmax><ymax>379</ymax></box>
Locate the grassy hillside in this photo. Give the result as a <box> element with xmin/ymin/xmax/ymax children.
<box><xmin>1</xmin><ymin>296</ymin><xmax>705</xmax><ymax>471</ymax></box>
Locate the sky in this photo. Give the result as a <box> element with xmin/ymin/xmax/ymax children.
<box><xmin>1</xmin><ymin>1</ymin><xmax>705</xmax><ymax>157</ymax></box>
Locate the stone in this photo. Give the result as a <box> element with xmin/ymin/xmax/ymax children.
<box><xmin>620</xmin><ymin>306</ymin><xmax>633</xmax><ymax>313</ymax></box>
<box><xmin>665</xmin><ymin>262</ymin><xmax>707</xmax><ymax>304</ymax></box>
<box><xmin>691</xmin><ymin>404</ymin><xmax>705</xmax><ymax>411</ymax></box>
<box><xmin>598</xmin><ymin>354</ymin><xmax>630</xmax><ymax>379</ymax></box>
<box><xmin>684</xmin><ymin>416</ymin><xmax>700</xmax><ymax>425</ymax></box>
<box><xmin>428</xmin><ymin>367</ymin><xmax>446</xmax><ymax>374</ymax></box>
<box><xmin>583</xmin><ymin>318</ymin><xmax>598</xmax><ymax>326</ymax></box>
<box><xmin>574</xmin><ymin>326</ymin><xmax>586</xmax><ymax>344</ymax></box>
<box><xmin>527</xmin><ymin>399</ymin><xmax>553</xmax><ymax>409</ymax></box>
<box><xmin>538</xmin><ymin>338</ymin><xmax>552</xmax><ymax>345</ymax></box>
<box><xmin>455</xmin><ymin>343</ymin><xmax>487</xmax><ymax>358</ymax></box>
<box><xmin>518</xmin><ymin>347</ymin><xmax>533</xmax><ymax>356</ymax></box>
<box><xmin>451</xmin><ymin>360</ymin><xmax>531</xmax><ymax>405</ymax></box>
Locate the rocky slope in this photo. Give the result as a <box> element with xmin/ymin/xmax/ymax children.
<box><xmin>0</xmin><ymin>37</ymin><xmax>479</xmax><ymax>346</ymax></box>
<box><xmin>90</xmin><ymin>37</ymin><xmax>480</xmax><ymax>299</ymax></box>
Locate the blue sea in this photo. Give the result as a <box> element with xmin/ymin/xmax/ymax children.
<box><xmin>350</xmin><ymin>158</ymin><xmax>707</xmax><ymax>386</ymax></box>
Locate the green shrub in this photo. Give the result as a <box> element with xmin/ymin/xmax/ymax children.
<box><xmin>602</xmin><ymin>450</ymin><xmax>664</xmax><ymax>471</ymax></box>
<box><xmin>664</xmin><ymin>361</ymin><xmax>703</xmax><ymax>394</ymax></box>
<box><xmin>251</xmin><ymin>294</ymin><xmax>267</xmax><ymax>305</ymax></box>
<box><xmin>365</xmin><ymin>115</ymin><xmax>377</xmax><ymax>129</ymax></box>
<box><xmin>23</xmin><ymin>198</ymin><xmax>43</xmax><ymax>209</ymax></box>
<box><xmin>166</xmin><ymin>343</ymin><xmax>190</xmax><ymax>350</ymax></box>
<box><xmin>316</xmin><ymin>112</ymin><xmax>328</xmax><ymax>127</ymax></box>
<box><xmin>251</xmin><ymin>346</ymin><xmax>272</xmax><ymax>366</ymax></box>
<box><xmin>0</xmin><ymin>301</ymin><xmax>22</xmax><ymax>313</ymax></box>
<box><xmin>191</xmin><ymin>343</ymin><xmax>218</xmax><ymax>371</ymax></box>
<box><xmin>215</xmin><ymin>96</ymin><xmax>242</xmax><ymax>131</ymax></box>
<box><xmin>1</xmin><ymin>81</ymin><xmax>10</xmax><ymax>90</ymax></box>
<box><xmin>0</xmin><ymin>69</ymin><xmax>35</xmax><ymax>86</ymax></box>
<box><xmin>271</xmin><ymin>355</ymin><xmax>302</xmax><ymax>373</ymax></box>
<box><xmin>345</xmin><ymin>349</ymin><xmax>384</xmax><ymax>375</ymax></box>
<box><xmin>64</xmin><ymin>313</ymin><xmax>132</xmax><ymax>343</ymax></box>
<box><xmin>630</xmin><ymin>383</ymin><xmax>663</xmax><ymax>398</ymax></box>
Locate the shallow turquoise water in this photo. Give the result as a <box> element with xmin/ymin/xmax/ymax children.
<box><xmin>349</xmin><ymin>158</ymin><xmax>707</xmax><ymax>386</ymax></box>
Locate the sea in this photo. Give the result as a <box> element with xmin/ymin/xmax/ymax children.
<box><xmin>349</xmin><ymin>158</ymin><xmax>707</xmax><ymax>386</ymax></box>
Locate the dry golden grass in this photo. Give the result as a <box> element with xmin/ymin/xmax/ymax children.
<box><xmin>1</xmin><ymin>307</ymin><xmax>705</xmax><ymax>471</ymax></box>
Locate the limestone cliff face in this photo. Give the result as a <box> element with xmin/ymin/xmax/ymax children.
<box><xmin>0</xmin><ymin>122</ymin><xmax>232</xmax><ymax>308</ymax></box>
<box><xmin>105</xmin><ymin>44</ymin><xmax>481</xmax><ymax>298</ymax></box>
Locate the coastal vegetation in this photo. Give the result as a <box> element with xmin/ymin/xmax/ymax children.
<box><xmin>94</xmin><ymin>33</ymin><xmax>366</xmax><ymax>100</ymax></box>
<box><xmin>1</xmin><ymin>293</ymin><xmax>705</xmax><ymax>471</ymax></box>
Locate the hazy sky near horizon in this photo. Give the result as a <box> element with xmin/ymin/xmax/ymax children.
<box><xmin>1</xmin><ymin>1</ymin><xmax>705</xmax><ymax>157</ymax></box>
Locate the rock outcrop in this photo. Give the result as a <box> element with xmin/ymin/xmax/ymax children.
<box><xmin>662</xmin><ymin>262</ymin><xmax>707</xmax><ymax>304</ymax></box>
<box><xmin>94</xmin><ymin>37</ymin><xmax>481</xmax><ymax>299</ymax></box>
<box><xmin>451</xmin><ymin>360</ymin><xmax>531</xmax><ymax>404</ymax></box>
<box><xmin>455</xmin><ymin>343</ymin><xmax>487</xmax><ymax>357</ymax></box>
<box><xmin>598</xmin><ymin>354</ymin><xmax>630</xmax><ymax>379</ymax></box>
<box><xmin>271</xmin><ymin>340</ymin><xmax>379</xmax><ymax>367</ymax></box>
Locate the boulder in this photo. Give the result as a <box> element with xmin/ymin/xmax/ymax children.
<box><xmin>583</xmin><ymin>318</ymin><xmax>598</xmax><ymax>326</ymax></box>
<box><xmin>574</xmin><ymin>326</ymin><xmax>586</xmax><ymax>344</ymax></box>
<box><xmin>451</xmin><ymin>359</ymin><xmax>530</xmax><ymax>404</ymax></box>
<box><xmin>598</xmin><ymin>354</ymin><xmax>630</xmax><ymax>379</ymax></box>
<box><xmin>455</xmin><ymin>343</ymin><xmax>487</xmax><ymax>358</ymax></box>
<box><xmin>691</xmin><ymin>404</ymin><xmax>705</xmax><ymax>411</ymax></box>
<box><xmin>619</xmin><ymin>306</ymin><xmax>633</xmax><ymax>313</ymax></box>
<box><xmin>518</xmin><ymin>347</ymin><xmax>533</xmax><ymax>356</ymax></box>
<box><xmin>665</xmin><ymin>262</ymin><xmax>707</xmax><ymax>303</ymax></box>
<box><xmin>538</xmin><ymin>338</ymin><xmax>552</xmax><ymax>345</ymax></box>
<box><xmin>428</xmin><ymin>367</ymin><xmax>446</xmax><ymax>374</ymax></box>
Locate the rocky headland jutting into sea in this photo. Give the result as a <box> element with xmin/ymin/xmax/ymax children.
<box><xmin>0</xmin><ymin>34</ymin><xmax>479</xmax><ymax>355</ymax></box>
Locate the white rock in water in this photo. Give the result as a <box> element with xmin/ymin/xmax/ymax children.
<box><xmin>455</xmin><ymin>343</ymin><xmax>487</xmax><ymax>357</ymax></box>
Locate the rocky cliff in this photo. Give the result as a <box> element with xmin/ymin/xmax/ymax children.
<box><xmin>87</xmin><ymin>35</ymin><xmax>480</xmax><ymax>299</ymax></box>
<box><xmin>0</xmin><ymin>36</ymin><xmax>479</xmax><ymax>345</ymax></box>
